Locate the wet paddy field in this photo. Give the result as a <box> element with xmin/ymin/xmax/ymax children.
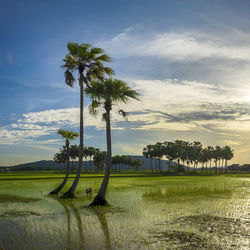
<box><xmin>0</xmin><ymin>174</ymin><xmax>249</xmax><ymax>249</ymax></box>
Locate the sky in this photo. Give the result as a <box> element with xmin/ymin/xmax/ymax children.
<box><xmin>1</xmin><ymin>0</ymin><xmax>250</xmax><ymax>166</ymax></box>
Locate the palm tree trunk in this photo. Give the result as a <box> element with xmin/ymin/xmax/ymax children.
<box><xmin>159</xmin><ymin>159</ymin><xmax>163</xmax><ymax>173</ymax></box>
<box><xmin>150</xmin><ymin>158</ymin><xmax>153</xmax><ymax>173</ymax></box>
<box><xmin>61</xmin><ymin>84</ymin><xmax>84</xmax><ymax>198</ymax></box>
<box><xmin>90</xmin><ymin>109</ymin><xmax>111</xmax><ymax>206</ymax></box>
<box><xmin>49</xmin><ymin>140</ymin><xmax>70</xmax><ymax>195</ymax></box>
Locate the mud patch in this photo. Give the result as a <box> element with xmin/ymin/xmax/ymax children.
<box><xmin>167</xmin><ymin>214</ymin><xmax>250</xmax><ymax>249</ymax></box>
<box><xmin>153</xmin><ymin>230</ymin><xmax>219</xmax><ymax>249</ymax></box>
<box><xmin>170</xmin><ymin>214</ymin><xmax>250</xmax><ymax>237</ymax></box>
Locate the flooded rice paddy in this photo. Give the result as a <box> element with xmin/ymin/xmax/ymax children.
<box><xmin>0</xmin><ymin>175</ymin><xmax>249</xmax><ymax>249</ymax></box>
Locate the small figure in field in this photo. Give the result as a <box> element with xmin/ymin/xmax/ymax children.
<box><xmin>86</xmin><ymin>187</ymin><xmax>93</xmax><ymax>194</ymax></box>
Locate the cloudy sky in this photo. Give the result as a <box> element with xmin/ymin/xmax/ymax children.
<box><xmin>1</xmin><ymin>0</ymin><xmax>250</xmax><ymax>165</ymax></box>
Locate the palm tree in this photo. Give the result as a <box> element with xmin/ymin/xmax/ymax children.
<box><xmin>86</xmin><ymin>78</ymin><xmax>139</xmax><ymax>205</ymax></box>
<box><xmin>49</xmin><ymin>129</ymin><xmax>79</xmax><ymax>195</ymax></box>
<box><xmin>214</xmin><ymin>145</ymin><xmax>222</xmax><ymax>174</ymax></box>
<box><xmin>53</xmin><ymin>149</ymin><xmax>67</xmax><ymax>167</ymax></box>
<box><xmin>143</xmin><ymin>145</ymin><xmax>155</xmax><ymax>173</ymax></box>
<box><xmin>94</xmin><ymin>151</ymin><xmax>107</xmax><ymax>172</ymax></box>
<box><xmin>83</xmin><ymin>147</ymin><xmax>90</xmax><ymax>172</ymax></box>
<box><xmin>153</xmin><ymin>142</ymin><xmax>164</xmax><ymax>173</ymax></box>
<box><xmin>163</xmin><ymin>141</ymin><xmax>177</xmax><ymax>173</ymax></box>
<box><xmin>61</xmin><ymin>42</ymin><xmax>113</xmax><ymax>198</ymax></box>
<box><xmin>199</xmin><ymin>148</ymin><xmax>209</xmax><ymax>172</ymax></box>
<box><xmin>206</xmin><ymin>146</ymin><xmax>215</xmax><ymax>173</ymax></box>
<box><xmin>222</xmin><ymin>145</ymin><xmax>234</xmax><ymax>173</ymax></box>
<box><xmin>70</xmin><ymin>144</ymin><xmax>79</xmax><ymax>170</ymax></box>
<box><xmin>88</xmin><ymin>146</ymin><xmax>97</xmax><ymax>172</ymax></box>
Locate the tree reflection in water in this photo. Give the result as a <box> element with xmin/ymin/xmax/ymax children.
<box><xmin>57</xmin><ymin>199</ymin><xmax>111</xmax><ymax>249</ymax></box>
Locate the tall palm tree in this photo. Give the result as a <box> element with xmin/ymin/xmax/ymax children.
<box><xmin>214</xmin><ymin>145</ymin><xmax>222</xmax><ymax>174</ymax></box>
<box><xmin>94</xmin><ymin>151</ymin><xmax>107</xmax><ymax>172</ymax></box>
<box><xmin>86</xmin><ymin>78</ymin><xmax>139</xmax><ymax>205</ymax></box>
<box><xmin>70</xmin><ymin>144</ymin><xmax>79</xmax><ymax>170</ymax></box>
<box><xmin>61</xmin><ymin>42</ymin><xmax>113</xmax><ymax>198</ymax></box>
<box><xmin>49</xmin><ymin>129</ymin><xmax>79</xmax><ymax>195</ymax></box>
<box><xmin>88</xmin><ymin>146</ymin><xmax>97</xmax><ymax>172</ymax></box>
<box><xmin>206</xmin><ymin>146</ymin><xmax>215</xmax><ymax>173</ymax></box>
<box><xmin>222</xmin><ymin>145</ymin><xmax>234</xmax><ymax>173</ymax></box>
<box><xmin>143</xmin><ymin>145</ymin><xmax>155</xmax><ymax>173</ymax></box>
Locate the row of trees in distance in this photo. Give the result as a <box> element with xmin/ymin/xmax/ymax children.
<box><xmin>143</xmin><ymin>140</ymin><xmax>234</xmax><ymax>174</ymax></box>
<box><xmin>54</xmin><ymin>144</ymin><xmax>143</xmax><ymax>172</ymax></box>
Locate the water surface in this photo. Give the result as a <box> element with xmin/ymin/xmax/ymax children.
<box><xmin>0</xmin><ymin>175</ymin><xmax>249</xmax><ymax>249</ymax></box>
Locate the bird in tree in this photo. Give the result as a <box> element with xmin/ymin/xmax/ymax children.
<box><xmin>49</xmin><ymin>129</ymin><xmax>79</xmax><ymax>195</ymax></box>
<box><xmin>61</xmin><ymin>42</ymin><xmax>113</xmax><ymax>198</ymax></box>
<box><xmin>85</xmin><ymin>78</ymin><xmax>139</xmax><ymax>205</ymax></box>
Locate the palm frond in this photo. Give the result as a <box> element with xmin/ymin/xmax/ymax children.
<box><xmin>58</xmin><ymin>129</ymin><xmax>79</xmax><ymax>140</ymax></box>
<box><xmin>95</xmin><ymin>54</ymin><xmax>112</xmax><ymax>62</ymax></box>
<box><xmin>80</xmin><ymin>43</ymin><xmax>91</xmax><ymax>50</ymax></box>
<box><xmin>89</xmin><ymin>100</ymin><xmax>101</xmax><ymax>116</ymax></box>
<box><xmin>62</xmin><ymin>42</ymin><xmax>113</xmax><ymax>87</ymax></box>
<box><xmin>103</xmin><ymin>67</ymin><xmax>115</xmax><ymax>76</ymax></box>
<box><xmin>78</xmin><ymin>45</ymin><xmax>90</xmax><ymax>58</ymax></box>
<box><xmin>86</xmin><ymin>78</ymin><xmax>139</xmax><ymax>126</ymax></box>
<box><xmin>67</xmin><ymin>42</ymin><xmax>79</xmax><ymax>56</ymax></box>
<box><xmin>91</xmin><ymin>47</ymin><xmax>104</xmax><ymax>55</ymax></box>
<box><xmin>61</xmin><ymin>55</ymin><xmax>78</xmax><ymax>70</ymax></box>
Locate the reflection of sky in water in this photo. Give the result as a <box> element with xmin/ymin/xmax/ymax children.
<box><xmin>0</xmin><ymin>176</ymin><xmax>249</xmax><ymax>249</ymax></box>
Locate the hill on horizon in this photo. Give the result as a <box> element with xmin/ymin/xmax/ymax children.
<box><xmin>0</xmin><ymin>156</ymin><xmax>170</xmax><ymax>172</ymax></box>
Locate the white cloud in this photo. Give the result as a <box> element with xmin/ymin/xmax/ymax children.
<box><xmin>1</xmin><ymin>77</ymin><xmax>250</xmax><ymax>147</ymax></box>
<box><xmin>98</xmin><ymin>27</ymin><xmax>250</xmax><ymax>90</ymax></box>
<box><xmin>98</xmin><ymin>29</ymin><xmax>250</xmax><ymax>61</ymax></box>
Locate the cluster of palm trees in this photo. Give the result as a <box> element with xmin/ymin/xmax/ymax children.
<box><xmin>53</xmin><ymin>142</ymin><xmax>143</xmax><ymax>173</ymax></box>
<box><xmin>112</xmin><ymin>155</ymin><xmax>143</xmax><ymax>172</ymax></box>
<box><xmin>143</xmin><ymin>140</ymin><xmax>234</xmax><ymax>174</ymax></box>
<box><xmin>49</xmin><ymin>42</ymin><xmax>139</xmax><ymax>206</ymax></box>
<box><xmin>53</xmin><ymin>144</ymin><xmax>100</xmax><ymax>170</ymax></box>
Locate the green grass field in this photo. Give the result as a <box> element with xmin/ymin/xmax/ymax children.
<box><xmin>0</xmin><ymin>173</ymin><xmax>249</xmax><ymax>249</ymax></box>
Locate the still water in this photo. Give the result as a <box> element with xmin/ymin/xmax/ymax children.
<box><xmin>0</xmin><ymin>175</ymin><xmax>249</xmax><ymax>249</ymax></box>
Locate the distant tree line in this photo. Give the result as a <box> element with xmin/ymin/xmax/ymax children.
<box><xmin>143</xmin><ymin>140</ymin><xmax>234</xmax><ymax>174</ymax></box>
<box><xmin>54</xmin><ymin>145</ymin><xmax>143</xmax><ymax>172</ymax></box>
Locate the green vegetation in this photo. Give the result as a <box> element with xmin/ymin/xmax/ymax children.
<box><xmin>0</xmin><ymin>174</ymin><xmax>249</xmax><ymax>249</ymax></box>
<box><xmin>143</xmin><ymin>140</ymin><xmax>234</xmax><ymax>174</ymax></box>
